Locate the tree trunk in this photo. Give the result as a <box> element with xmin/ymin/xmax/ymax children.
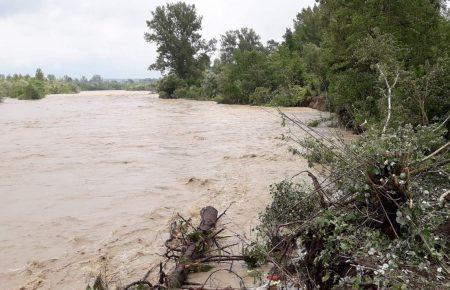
<box><xmin>166</xmin><ymin>206</ymin><xmax>218</xmax><ymax>288</ymax></box>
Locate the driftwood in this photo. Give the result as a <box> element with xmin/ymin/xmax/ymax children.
<box><xmin>123</xmin><ymin>205</ymin><xmax>246</xmax><ymax>290</ymax></box>
<box><xmin>166</xmin><ymin>206</ymin><xmax>218</xmax><ymax>288</ymax></box>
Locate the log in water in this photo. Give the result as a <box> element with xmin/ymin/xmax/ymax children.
<box><xmin>0</xmin><ymin>91</ymin><xmax>328</xmax><ymax>289</ymax></box>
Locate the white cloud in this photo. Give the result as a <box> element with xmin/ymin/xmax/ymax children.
<box><xmin>0</xmin><ymin>0</ymin><xmax>316</xmax><ymax>79</ymax></box>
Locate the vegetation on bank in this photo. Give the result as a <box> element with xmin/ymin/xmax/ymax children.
<box><xmin>246</xmin><ymin>117</ymin><xmax>450</xmax><ymax>289</ymax></box>
<box><xmin>0</xmin><ymin>69</ymin><xmax>157</xmax><ymax>101</ymax></box>
<box><xmin>146</xmin><ymin>1</ymin><xmax>450</xmax><ymax>130</ymax></box>
<box><xmin>0</xmin><ymin>69</ymin><xmax>79</xmax><ymax>100</ymax></box>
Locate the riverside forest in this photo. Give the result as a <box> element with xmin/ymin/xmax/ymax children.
<box><xmin>0</xmin><ymin>1</ymin><xmax>449</xmax><ymax>290</ymax></box>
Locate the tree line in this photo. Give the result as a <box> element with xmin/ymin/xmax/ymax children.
<box><xmin>0</xmin><ymin>69</ymin><xmax>157</xmax><ymax>100</ymax></box>
<box><xmin>0</xmin><ymin>69</ymin><xmax>79</xmax><ymax>100</ymax></box>
<box><xmin>146</xmin><ymin>1</ymin><xmax>450</xmax><ymax>129</ymax></box>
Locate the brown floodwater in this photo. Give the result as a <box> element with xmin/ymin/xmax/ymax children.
<box><xmin>0</xmin><ymin>91</ymin><xmax>330</xmax><ymax>289</ymax></box>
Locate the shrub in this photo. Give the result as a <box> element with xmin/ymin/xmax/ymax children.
<box><xmin>259</xmin><ymin>181</ymin><xmax>319</xmax><ymax>232</ymax></box>
<box><xmin>0</xmin><ymin>72</ymin><xmax>79</xmax><ymax>100</ymax></box>
<box><xmin>290</xmin><ymin>85</ymin><xmax>311</xmax><ymax>105</ymax></box>
<box><xmin>249</xmin><ymin>87</ymin><xmax>272</xmax><ymax>105</ymax></box>
<box><xmin>254</xmin><ymin>120</ymin><xmax>449</xmax><ymax>289</ymax></box>
<box><xmin>0</xmin><ymin>81</ymin><xmax>9</xmax><ymax>100</ymax></box>
<box><xmin>173</xmin><ymin>86</ymin><xmax>204</xmax><ymax>100</ymax></box>
<box><xmin>20</xmin><ymin>81</ymin><xmax>45</xmax><ymax>100</ymax></box>
<box><xmin>45</xmin><ymin>82</ymin><xmax>80</xmax><ymax>95</ymax></box>
<box><xmin>216</xmin><ymin>50</ymin><xmax>273</xmax><ymax>104</ymax></box>
<box><xmin>270</xmin><ymin>85</ymin><xmax>310</xmax><ymax>107</ymax></box>
<box><xmin>157</xmin><ymin>73</ymin><xmax>186</xmax><ymax>99</ymax></box>
<box><xmin>10</xmin><ymin>79</ymin><xmax>29</xmax><ymax>98</ymax></box>
<box><xmin>200</xmin><ymin>70</ymin><xmax>218</xmax><ymax>99</ymax></box>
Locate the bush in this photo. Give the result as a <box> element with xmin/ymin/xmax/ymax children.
<box><xmin>173</xmin><ymin>86</ymin><xmax>204</xmax><ymax>100</ymax></box>
<box><xmin>270</xmin><ymin>85</ymin><xmax>311</xmax><ymax>107</ymax></box>
<box><xmin>20</xmin><ymin>81</ymin><xmax>45</xmax><ymax>100</ymax></box>
<box><xmin>200</xmin><ymin>70</ymin><xmax>218</xmax><ymax>99</ymax></box>
<box><xmin>0</xmin><ymin>71</ymin><xmax>80</xmax><ymax>100</ymax></box>
<box><xmin>157</xmin><ymin>73</ymin><xmax>186</xmax><ymax>99</ymax></box>
<box><xmin>45</xmin><ymin>81</ymin><xmax>80</xmax><ymax>95</ymax></box>
<box><xmin>270</xmin><ymin>89</ymin><xmax>293</xmax><ymax>107</ymax></box>
<box><xmin>328</xmin><ymin>70</ymin><xmax>379</xmax><ymax>126</ymax></box>
<box><xmin>249</xmin><ymin>87</ymin><xmax>272</xmax><ymax>105</ymax></box>
<box><xmin>0</xmin><ymin>81</ymin><xmax>9</xmax><ymax>100</ymax></box>
<box><xmin>259</xmin><ymin>181</ymin><xmax>319</xmax><ymax>232</ymax></box>
<box><xmin>10</xmin><ymin>79</ymin><xmax>29</xmax><ymax>98</ymax></box>
<box><xmin>253</xmin><ymin>121</ymin><xmax>449</xmax><ymax>289</ymax></box>
<box><xmin>217</xmin><ymin>50</ymin><xmax>273</xmax><ymax>104</ymax></box>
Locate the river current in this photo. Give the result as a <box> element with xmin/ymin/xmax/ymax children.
<box><xmin>0</xmin><ymin>91</ymin><xmax>329</xmax><ymax>289</ymax></box>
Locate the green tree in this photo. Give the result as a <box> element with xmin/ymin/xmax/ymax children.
<box><xmin>265</xmin><ymin>40</ymin><xmax>279</xmax><ymax>54</ymax></box>
<box><xmin>217</xmin><ymin>50</ymin><xmax>273</xmax><ymax>104</ymax></box>
<box><xmin>219</xmin><ymin>28</ymin><xmax>263</xmax><ymax>64</ymax></box>
<box><xmin>21</xmin><ymin>80</ymin><xmax>45</xmax><ymax>100</ymax></box>
<box><xmin>35</xmin><ymin>68</ymin><xmax>45</xmax><ymax>81</ymax></box>
<box><xmin>354</xmin><ymin>31</ymin><xmax>404</xmax><ymax>132</ymax></box>
<box><xmin>267</xmin><ymin>45</ymin><xmax>306</xmax><ymax>88</ymax></box>
<box><xmin>145</xmin><ymin>2</ymin><xmax>215</xmax><ymax>81</ymax></box>
<box><xmin>157</xmin><ymin>73</ymin><xmax>186</xmax><ymax>99</ymax></box>
<box><xmin>271</xmin><ymin>6</ymin><xmax>325</xmax><ymax>98</ymax></box>
<box><xmin>319</xmin><ymin>0</ymin><xmax>449</xmax><ymax>127</ymax></box>
<box><xmin>200</xmin><ymin>70</ymin><xmax>219</xmax><ymax>99</ymax></box>
<box><xmin>292</xmin><ymin>5</ymin><xmax>322</xmax><ymax>47</ymax></box>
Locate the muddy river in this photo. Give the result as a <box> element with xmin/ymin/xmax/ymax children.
<box><xmin>0</xmin><ymin>91</ymin><xmax>329</xmax><ymax>289</ymax></box>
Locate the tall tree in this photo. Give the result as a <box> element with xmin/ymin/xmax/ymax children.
<box><xmin>35</xmin><ymin>68</ymin><xmax>44</xmax><ymax>81</ymax></box>
<box><xmin>318</xmin><ymin>0</ymin><xmax>448</xmax><ymax>125</ymax></box>
<box><xmin>145</xmin><ymin>2</ymin><xmax>215</xmax><ymax>81</ymax></box>
<box><xmin>219</xmin><ymin>28</ymin><xmax>263</xmax><ymax>64</ymax></box>
<box><xmin>293</xmin><ymin>5</ymin><xmax>322</xmax><ymax>47</ymax></box>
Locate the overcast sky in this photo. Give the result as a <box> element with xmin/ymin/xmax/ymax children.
<box><xmin>0</xmin><ymin>0</ymin><xmax>316</xmax><ymax>79</ymax></box>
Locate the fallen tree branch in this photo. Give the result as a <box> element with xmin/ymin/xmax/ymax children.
<box><xmin>420</xmin><ymin>141</ymin><xmax>449</xmax><ymax>163</ymax></box>
<box><xmin>166</xmin><ymin>206</ymin><xmax>219</xmax><ymax>288</ymax></box>
<box><xmin>200</xmin><ymin>268</ymin><xmax>246</xmax><ymax>289</ymax></box>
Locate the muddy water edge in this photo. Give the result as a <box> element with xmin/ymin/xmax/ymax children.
<box><xmin>0</xmin><ymin>91</ymin><xmax>331</xmax><ymax>289</ymax></box>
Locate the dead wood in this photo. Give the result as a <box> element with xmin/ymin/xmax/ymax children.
<box><xmin>165</xmin><ymin>206</ymin><xmax>218</xmax><ymax>288</ymax></box>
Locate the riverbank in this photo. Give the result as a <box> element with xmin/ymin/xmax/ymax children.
<box><xmin>0</xmin><ymin>90</ymin><xmax>330</xmax><ymax>289</ymax></box>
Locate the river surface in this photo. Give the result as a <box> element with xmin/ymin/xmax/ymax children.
<box><xmin>0</xmin><ymin>91</ymin><xmax>329</xmax><ymax>289</ymax></box>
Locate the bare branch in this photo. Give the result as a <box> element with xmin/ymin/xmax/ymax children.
<box><xmin>420</xmin><ymin>141</ymin><xmax>449</xmax><ymax>162</ymax></box>
<box><xmin>376</xmin><ymin>64</ymin><xmax>399</xmax><ymax>134</ymax></box>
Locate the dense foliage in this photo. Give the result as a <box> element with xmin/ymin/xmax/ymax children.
<box><xmin>251</xmin><ymin>118</ymin><xmax>450</xmax><ymax>288</ymax></box>
<box><xmin>147</xmin><ymin>1</ymin><xmax>449</xmax><ymax>129</ymax></box>
<box><xmin>0</xmin><ymin>69</ymin><xmax>79</xmax><ymax>100</ymax></box>
<box><xmin>320</xmin><ymin>0</ymin><xmax>450</xmax><ymax>128</ymax></box>
<box><xmin>0</xmin><ymin>69</ymin><xmax>157</xmax><ymax>101</ymax></box>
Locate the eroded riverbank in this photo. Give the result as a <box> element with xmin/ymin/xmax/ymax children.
<box><xmin>0</xmin><ymin>91</ymin><xmax>330</xmax><ymax>289</ymax></box>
